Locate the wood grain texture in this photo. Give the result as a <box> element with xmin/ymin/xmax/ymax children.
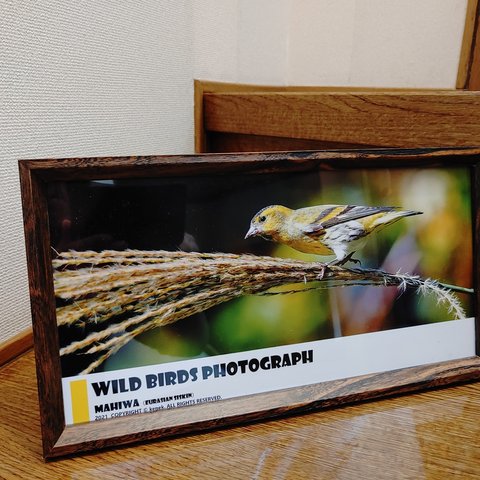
<box><xmin>18</xmin><ymin>149</ymin><xmax>480</xmax><ymax>458</ymax></box>
<box><xmin>48</xmin><ymin>357</ymin><xmax>480</xmax><ymax>458</ymax></box>
<box><xmin>468</xmin><ymin>20</ymin><xmax>480</xmax><ymax>90</ymax></box>
<box><xmin>194</xmin><ymin>80</ymin><xmax>443</xmax><ymax>153</ymax></box>
<box><xmin>20</xmin><ymin>147</ymin><xmax>480</xmax><ymax>181</ymax></box>
<box><xmin>203</xmin><ymin>91</ymin><xmax>480</xmax><ymax>148</ymax></box>
<box><xmin>19</xmin><ymin>162</ymin><xmax>65</xmax><ymax>457</ymax></box>
<box><xmin>0</xmin><ymin>328</ymin><xmax>33</xmax><ymax>367</ymax></box>
<box><xmin>457</xmin><ymin>0</ymin><xmax>479</xmax><ymax>89</ymax></box>
<box><xmin>1</xmin><ymin>350</ymin><xmax>480</xmax><ymax>478</ymax></box>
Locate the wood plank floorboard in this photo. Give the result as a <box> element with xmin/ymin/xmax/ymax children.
<box><xmin>1</xmin><ymin>350</ymin><xmax>479</xmax><ymax>479</ymax></box>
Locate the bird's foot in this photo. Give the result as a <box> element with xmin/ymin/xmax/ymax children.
<box><xmin>329</xmin><ymin>252</ymin><xmax>361</xmax><ymax>267</ymax></box>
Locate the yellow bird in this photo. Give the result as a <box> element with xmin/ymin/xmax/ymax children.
<box><xmin>245</xmin><ymin>204</ymin><xmax>422</xmax><ymax>264</ymax></box>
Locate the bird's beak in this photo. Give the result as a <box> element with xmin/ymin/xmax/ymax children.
<box><xmin>245</xmin><ymin>225</ymin><xmax>258</xmax><ymax>239</ymax></box>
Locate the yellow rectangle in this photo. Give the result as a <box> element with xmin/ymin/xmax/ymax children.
<box><xmin>70</xmin><ymin>379</ymin><xmax>90</xmax><ymax>424</ymax></box>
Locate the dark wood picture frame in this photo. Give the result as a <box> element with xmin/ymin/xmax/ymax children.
<box><xmin>19</xmin><ymin>147</ymin><xmax>480</xmax><ymax>459</ymax></box>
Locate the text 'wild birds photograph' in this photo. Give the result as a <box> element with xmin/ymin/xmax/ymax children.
<box><xmin>50</xmin><ymin>165</ymin><xmax>473</xmax><ymax>378</ymax></box>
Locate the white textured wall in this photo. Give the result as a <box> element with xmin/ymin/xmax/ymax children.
<box><xmin>0</xmin><ymin>0</ymin><xmax>194</xmax><ymax>343</ymax></box>
<box><xmin>193</xmin><ymin>0</ymin><xmax>239</xmax><ymax>82</ymax></box>
<box><xmin>194</xmin><ymin>0</ymin><xmax>468</xmax><ymax>87</ymax></box>
<box><xmin>288</xmin><ymin>0</ymin><xmax>467</xmax><ymax>87</ymax></box>
<box><xmin>0</xmin><ymin>0</ymin><xmax>471</xmax><ymax>344</ymax></box>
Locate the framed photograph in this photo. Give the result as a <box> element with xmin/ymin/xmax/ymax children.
<box><xmin>19</xmin><ymin>148</ymin><xmax>480</xmax><ymax>458</ymax></box>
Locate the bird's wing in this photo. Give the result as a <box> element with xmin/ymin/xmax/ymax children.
<box><xmin>300</xmin><ymin>205</ymin><xmax>395</xmax><ymax>234</ymax></box>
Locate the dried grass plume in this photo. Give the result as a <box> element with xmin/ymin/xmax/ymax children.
<box><xmin>53</xmin><ymin>249</ymin><xmax>468</xmax><ymax>374</ymax></box>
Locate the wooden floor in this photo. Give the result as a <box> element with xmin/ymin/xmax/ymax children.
<box><xmin>1</xmin><ymin>350</ymin><xmax>479</xmax><ymax>479</ymax></box>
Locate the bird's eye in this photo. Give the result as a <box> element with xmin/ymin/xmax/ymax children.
<box><xmin>259</xmin><ymin>215</ymin><xmax>266</xmax><ymax>223</ymax></box>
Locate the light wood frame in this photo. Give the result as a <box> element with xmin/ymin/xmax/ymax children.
<box><xmin>195</xmin><ymin>82</ymin><xmax>480</xmax><ymax>154</ymax></box>
<box><xmin>458</xmin><ymin>0</ymin><xmax>480</xmax><ymax>90</ymax></box>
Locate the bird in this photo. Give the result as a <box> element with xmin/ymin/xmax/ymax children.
<box><xmin>245</xmin><ymin>204</ymin><xmax>422</xmax><ymax>265</ymax></box>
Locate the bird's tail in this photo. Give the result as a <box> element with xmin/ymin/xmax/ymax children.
<box><xmin>369</xmin><ymin>208</ymin><xmax>422</xmax><ymax>230</ymax></box>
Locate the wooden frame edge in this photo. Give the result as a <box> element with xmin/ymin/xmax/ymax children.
<box><xmin>18</xmin><ymin>161</ymin><xmax>66</xmax><ymax>458</ymax></box>
<box><xmin>458</xmin><ymin>0</ymin><xmax>480</xmax><ymax>90</ymax></box>
<box><xmin>194</xmin><ymin>80</ymin><xmax>317</xmax><ymax>153</ymax></box>
<box><xmin>48</xmin><ymin>356</ymin><xmax>480</xmax><ymax>458</ymax></box>
<box><xmin>194</xmin><ymin>81</ymin><xmax>449</xmax><ymax>154</ymax></box>
<box><xmin>19</xmin><ymin>148</ymin><xmax>480</xmax><ymax>459</ymax></box>
<box><xmin>201</xmin><ymin>88</ymin><xmax>480</xmax><ymax>150</ymax></box>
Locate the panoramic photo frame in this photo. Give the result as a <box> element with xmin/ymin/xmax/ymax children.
<box><xmin>19</xmin><ymin>148</ymin><xmax>480</xmax><ymax>458</ymax></box>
